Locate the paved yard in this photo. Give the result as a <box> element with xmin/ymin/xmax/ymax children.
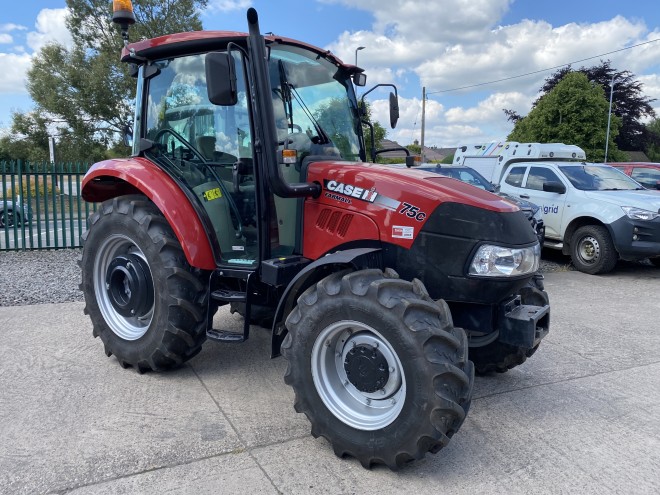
<box><xmin>1</xmin><ymin>266</ymin><xmax>659</xmax><ymax>494</ymax></box>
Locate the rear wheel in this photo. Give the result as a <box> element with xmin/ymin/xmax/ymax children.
<box><xmin>80</xmin><ymin>195</ymin><xmax>209</xmax><ymax>372</ymax></box>
<box><xmin>0</xmin><ymin>209</ymin><xmax>18</xmax><ymax>227</ymax></box>
<box><xmin>282</xmin><ymin>268</ymin><xmax>473</xmax><ymax>469</ymax></box>
<box><xmin>570</xmin><ymin>225</ymin><xmax>617</xmax><ymax>274</ymax></box>
<box><xmin>469</xmin><ymin>280</ymin><xmax>549</xmax><ymax>376</ymax></box>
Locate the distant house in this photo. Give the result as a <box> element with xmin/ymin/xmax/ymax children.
<box><xmin>378</xmin><ymin>139</ymin><xmax>409</xmax><ymax>158</ymax></box>
<box><xmin>377</xmin><ymin>139</ymin><xmax>456</xmax><ymax>162</ymax></box>
<box><xmin>623</xmin><ymin>151</ymin><xmax>650</xmax><ymax>162</ymax></box>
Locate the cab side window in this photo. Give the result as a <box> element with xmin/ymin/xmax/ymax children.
<box><xmin>525</xmin><ymin>167</ymin><xmax>561</xmax><ymax>190</ymax></box>
<box><xmin>505</xmin><ymin>166</ymin><xmax>526</xmax><ymax>187</ymax></box>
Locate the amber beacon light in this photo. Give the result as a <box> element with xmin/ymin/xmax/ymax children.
<box><xmin>112</xmin><ymin>0</ymin><xmax>136</xmax><ymax>27</ymax></box>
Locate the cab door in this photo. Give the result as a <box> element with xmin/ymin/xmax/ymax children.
<box><xmin>518</xmin><ymin>166</ymin><xmax>568</xmax><ymax>240</ymax></box>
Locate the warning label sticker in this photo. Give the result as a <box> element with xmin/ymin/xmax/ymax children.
<box><xmin>392</xmin><ymin>225</ymin><xmax>414</xmax><ymax>239</ymax></box>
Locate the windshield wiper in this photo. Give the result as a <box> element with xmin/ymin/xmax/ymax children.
<box><xmin>288</xmin><ymin>84</ymin><xmax>330</xmax><ymax>144</ymax></box>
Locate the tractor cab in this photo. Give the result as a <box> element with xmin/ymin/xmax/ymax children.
<box><xmin>126</xmin><ymin>34</ymin><xmax>370</xmax><ymax>270</ymax></box>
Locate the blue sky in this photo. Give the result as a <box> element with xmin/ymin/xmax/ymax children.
<box><xmin>1</xmin><ymin>0</ymin><xmax>660</xmax><ymax>148</ymax></box>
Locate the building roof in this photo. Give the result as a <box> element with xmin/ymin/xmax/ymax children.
<box><xmin>377</xmin><ymin>139</ymin><xmax>456</xmax><ymax>161</ymax></box>
<box><xmin>624</xmin><ymin>151</ymin><xmax>650</xmax><ymax>162</ymax></box>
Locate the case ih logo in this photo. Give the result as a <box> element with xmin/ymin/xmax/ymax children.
<box><xmin>324</xmin><ymin>180</ymin><xmax>378</xmax><ymax>203</ymax></box>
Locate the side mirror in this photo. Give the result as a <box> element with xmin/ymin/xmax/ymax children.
<box><xmin>405</xmin><ymin>155</ymin><xmax>421</xmax><ymax>168</ymax></box>
<box><xmin>205</xmin><ymin>52</ymin><xmax>238</xmax><ymax>106</ymax></box>
<box><xmin>389</xmin><ymin>92</ymin><xmax>399</xmax><ymax>129</ymax></box>
<box><xmin>122</xmin><ymin>125</ymin><xmax>133</xmax><ymax>148</ymax></box>
<box><xmin>353</xmin><ymin>73</ymin><xmax>367</xmax><ymax>87</ymax></box>
<box><xmin>543</xmin><ymin>181</ymin><xmax>566</xmax><ymax>194</ymax></box>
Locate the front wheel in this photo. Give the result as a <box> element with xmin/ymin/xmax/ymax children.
<box><xmin>80</xmin><ymin>195</ymin><xmax>209</xmax><ymax>372</ymax></box>
<box><xmin>282</xmin><ymin>269</ymin><xmax>474</xmax><ymax>469</ymax></box>
<box><xmin>570</xmin><ymin>225</ymin><xmax>617</xmax><ymax>274</ymax></box>
<box><xmin>469</xmin><ymin>280</ymin><xmax>549</xmax><ymax>375</ymax></box>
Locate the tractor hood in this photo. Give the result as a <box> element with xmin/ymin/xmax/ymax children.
<box><xmin>304</xmin><ymin>161</ymin><xmax>520</xmax><ymax>251</ymax></box>
<box><xmin>307</xmin><ymin>162</ymin><xmax>518</xmax><ymax>214</ymax></box>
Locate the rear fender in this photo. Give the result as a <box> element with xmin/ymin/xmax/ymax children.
<box><xmin>82</xmin><ymin>158</ymin><xmax>216</xmax><ymax>270</ymax></box>
<box><xmin>270</xmin><ymin>247</ymin><xmax>382</xmax><ymax>357</ymax></box>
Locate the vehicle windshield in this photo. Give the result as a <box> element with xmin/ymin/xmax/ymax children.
<box><xmin>421</xmin><ymin>166</ymin><xmax>493</xmax><ymax>191</ymax></box>
<box><xmin>559</xmin><ymin>165</ymin><xmax>644</xmax><ymax>191</ymax></box>
<box><xmin>269</xmin><ymin>44</ymin><xmax>362</xmax><ymax>161</ymax></box>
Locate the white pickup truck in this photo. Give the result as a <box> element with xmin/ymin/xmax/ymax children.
<box><xmin>454</xmin><ymin>142</ymin><xmax>660</xmax><ymax>274</ymax></box>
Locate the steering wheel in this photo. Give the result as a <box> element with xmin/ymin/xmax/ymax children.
<box><xmin>153</xmin><ymin>128</ymin><xmax>207</xmax><ymax>163</ymax></box>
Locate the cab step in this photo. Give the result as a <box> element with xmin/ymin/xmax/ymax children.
<box><xmin>206</xmin><ymin>329</ymin><xmax>246</xmax><ymax>343</ymax></box>
<box><xmin>211</xmin><ymin>289</ymin><xmax>247</xmax><ymax>303</ymax></box>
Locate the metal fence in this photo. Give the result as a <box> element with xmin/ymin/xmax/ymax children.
<box><xmin>1</xmin><ymin>161</ymin><xmax>94</xmax><ymax>251</ymax></box>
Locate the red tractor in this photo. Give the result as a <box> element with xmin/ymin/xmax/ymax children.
<box><xmin>80</xmin><ymin>2</ymin><xmax>550</xmax><ymax>469</ymax></box>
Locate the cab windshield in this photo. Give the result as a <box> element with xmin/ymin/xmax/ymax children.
<box><xmin>269</xmin><ymin>45</ymin><xmax>362</xmax><ymax>162</ymax></box>
<box><xmin>560</xmin><ymin>165</ymin><xmax>644</xmax><ymax>191</ymax></box>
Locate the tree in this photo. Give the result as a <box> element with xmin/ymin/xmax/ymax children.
<box><xmin>507</xmin><ymin>72</ymin><xmax>626</xmax><ymax>162</ymax></box>
<box><xmin>6</xmin><ymin>0</ymin><xmax>208</xmax><ymax>162</ymax></box>
<box><xmin>406</xmin><ymin>143</ymin><xmax>421</xmax><ymax>155</ymax></box>
<box><xmin>441</xmin><ymin>153</ymin><xmax>454</xmax><ymax>164</ymax></box>
<box><xmin>505</xmin><ymin>61</ymin><xmax>656</xmax><ymax>151</ymax></box>
<box><xmin>356</xmin><ymin>101</ymin><xmax>386</xmax><ymax>162</ymax></box>
<box><xmin>646</xmin><ymin>118</ymin><xmax>660</xmax><ymax>161</ymax></box>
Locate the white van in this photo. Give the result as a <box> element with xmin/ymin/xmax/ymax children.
<box><xmin>455</xmin><ymin>142</ymin><xmax>660</xmax><ymax>274</ymax></box>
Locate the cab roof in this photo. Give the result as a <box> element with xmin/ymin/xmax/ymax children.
<box><xmin>120</xmin><ymin>30</ymin><xmax>356</xmax><ymax>71</ymax></box>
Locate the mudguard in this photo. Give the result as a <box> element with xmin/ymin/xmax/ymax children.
<box><xmin>270</xmin><ymin>247</ymin><xmax>382</xmax><ymax>357</ymax></box>
<box><xmin>81</xmin><ymin>157</ymin><xmax>216</xmax><ymax>270</ymax></box>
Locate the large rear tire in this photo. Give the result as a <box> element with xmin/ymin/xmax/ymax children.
<box><xmin>282</xmin><ymin>268</ymin><xmax>474</xmax><ymax>470</ymax></box>
<box><xmin>469</xmin><ymin>281</ymin><xmax>549</xmax><ymax>375</ymax></box>
<box><xmin>80</xmin><ymin>195</ymin><xmax>209</xmax><ymax>372</ymax></box>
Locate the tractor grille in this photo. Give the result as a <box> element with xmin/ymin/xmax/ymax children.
<box><xmin>316</xmin><ymin>208</ymin><xmax>354</xmax><ymax>237</ymax></box>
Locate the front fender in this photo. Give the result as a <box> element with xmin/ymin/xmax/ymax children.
<box><xmin>82</xmin><ymin>157</ymin><xmax>216</xmax><ymax>270</ymax></box>
<box><xmin>270</xmin><ymin>247</ymin><xmax>382</xmax><ymax>357</ymax></box>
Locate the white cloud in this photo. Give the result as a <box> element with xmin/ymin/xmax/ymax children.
<box><xmin>0</xmin><ymin>34</ymin><xmax>13</xmax><ymax>44</ymax></box>
<box><xmin>0</xmin><ymin>23</ymin><xmax>27</xmax><ymax>32</ymax></box>
<box><xmin>208</xmin><ymin>0</ymin><xmax>252</xmax><ymax>12</ymax></box>
<box><xmin>0</xmin><ymin>8</ymin><xmax>73</xmax><ymax>96</ymax></box>
<box><xmin>417</xmin><ymin>16</ymin><xmax>649</xmax><ymax>95</ymax></box>
<box><xmin>0</xmin><ymin>53</ymin><xmax>32</xmax><ymax>94</ymax></box>
<box><xmin>637</xmin><ymin>74</ymin><xmax>660</xmax><ymax>122</ymax></box>
<box><xmin>26</xmin><ymin>8</ymin><xmax>73</xmax><ymax>53</ymax></box>
<box><xmin>323</xmin><ymin>1</ymin><xmax>660</xmax><ymax>147</ymax></box>
<box><xmin>322</xmin><ymin>0</ymin><xmax>511</xmax><ymax>42</ymax></box>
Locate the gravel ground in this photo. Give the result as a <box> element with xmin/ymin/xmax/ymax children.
<box><xmin>0</xmin><ymin>250</ymin><xmax>85</xmax><ymax>307</ymax></box>
<box><xmin>0</xmin><ymin>248</ymin><xmax>576</xmax><ymax>307</ymax></box>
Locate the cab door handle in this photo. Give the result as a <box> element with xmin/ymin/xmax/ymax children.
<box><xmin>520</xmin><ymin>194</ymin><xmax>530</xmax><ymax>199</ymax></box>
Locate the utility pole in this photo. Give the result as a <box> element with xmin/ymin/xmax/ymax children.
<box><xmin>604</xmin><ymin>75</ymin><xmax>617</xmax><ymax>163</ymax></box>
<box><xmin>420</xmin><ymin>87</ymin><xmax>426</xmax><ymax>163</ymax></box>
<box><xmin>354</xmin><ymin>46</ymin><xmax>365</xmax><ymax>66</ymax></box>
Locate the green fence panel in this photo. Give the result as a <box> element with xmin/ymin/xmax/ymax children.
<box><xmin>0</xmin><ymin>160</ymin><xmax>95</xmax><ymax>251</ymax></box>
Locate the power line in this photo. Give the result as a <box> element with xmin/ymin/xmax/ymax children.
<box><xmin>426</xmin><ymin>38</ymin><xmax>660</xmax><ymax>96</ymax></box>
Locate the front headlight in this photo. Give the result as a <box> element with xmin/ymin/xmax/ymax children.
<box><xmin>621</xmin><ymin>206</ymin><xmax>660</xmax><ymax>221</ymax></box>
<box><xmin>469</xmin><ymin>243</ymin><xmax>540</xmax><ymax>277</ymax></box>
